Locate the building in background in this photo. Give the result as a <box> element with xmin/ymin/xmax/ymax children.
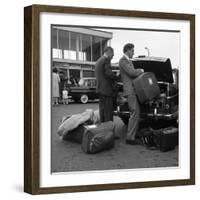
<box><xmin>52</xmin><ymin>26</ymin><xmax>113</xmax><ymax>83</ymax></box>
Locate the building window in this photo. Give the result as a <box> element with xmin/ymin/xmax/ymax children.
<box><xmin>69</xmin><ymin>69</ymin><xmax>80</xmax><ymax>84</ymax></box>
<box><xmin>91</xmin><ymin>36</ymin><xmax>100</xmax><ymax>61</ymax></box>
<box><xmin>53</xmin><ymin>48</ymin><xmax>62</xmax><ymax>59</ymax></box>
<box><xmin>91</xmin><ymin>37</ymin><xmax>109</xmax><ymax>61</ymax></box>
<box><xmin>79</xmin><ymin>34</ymin><xmax>87</xmax><ymax>61</ymax></box>
<box><xmin>52</xmin><ymin>28</ymin><xmax>111</xmax><ymax>62</ymax></box>
<box><xmin>83</xmin><ymin>70</ymin><xmax>95</xmax><ymax>77</ymax></box>
<box><xmin>52</xmin><ymin>28</ymin><xmax>62</xmax><ymax>58</ymax></box>
<box><xmin>81</xmin><ymin>34</ymin><xmax>92</xmax><ymax>61</ymax></box>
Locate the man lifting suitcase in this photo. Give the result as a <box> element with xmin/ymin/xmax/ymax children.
<box><xmin>119</xmin><ymin>43</ymin><xmax>144</xmax><ymax>145</ymax></box>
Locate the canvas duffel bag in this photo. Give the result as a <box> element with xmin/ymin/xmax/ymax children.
<box><xmin>57</xmin><ymin>109</ymin><xmax>95</xmax><ymax>139</ymax></box>
<box><xmin>61</xmin><ymin>115</ymin><xmax>93</xmax><ymax>143</ymax></box>
<box><xmin>81</xmin><ymin>121</ymin><xmax>115</xmax><ymax>154</ymax></box>
<box><xmin>62</xmin><ymin>123</ymin><xmax>87</xmax><ymax>143</ymax></box>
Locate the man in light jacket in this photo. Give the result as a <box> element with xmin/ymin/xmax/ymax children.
<box><xmin>119</xmin><ymin>43</ymin><xmax>144</xmax><ymax>145</ymax></box>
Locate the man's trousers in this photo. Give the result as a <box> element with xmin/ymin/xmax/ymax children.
<box><xmin>99</xmin><ymin>94</ymin><xmax>114</xmax><ymax>122</ymax></box>
<box><xmin>126</xmin><ymin>94</ymin><xmax>140</xmax><ymax>140</ymax></box>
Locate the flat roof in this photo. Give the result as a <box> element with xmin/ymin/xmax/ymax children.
<box><xmin>53</xmin><ymin>58</ymin><xmax>119</xmax><ymax>67</ymax></box>
<box><xmin>52</xmin><ymin>26</ymin><xmax>113</xmax><ymax>39</ymax></box>
<box><xmin>53</xmin><ymin>58</ymin><xmax>96</xmax><ymax>65</ymax></box>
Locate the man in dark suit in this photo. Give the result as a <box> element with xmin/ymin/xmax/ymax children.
<box><xmin>119</xmin><ymin>43</ymin><xmax>144</xmax><ymax>145</ymax></box>
<box><xmin>95</xmin><ymin>47</ymin><xmax>118</xmax><ymax>122</ymax></box>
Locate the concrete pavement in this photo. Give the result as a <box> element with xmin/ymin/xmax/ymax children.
<box><xmin>51</xmin><ymin>103</ymin><xmax>178</xmax><ymax>173</ymax></box>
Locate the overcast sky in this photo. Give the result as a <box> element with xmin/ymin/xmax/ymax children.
<box><xmin>96</xmin><ymin>28</ymin><xmax>180</xmax><ymax>68</ymax></box>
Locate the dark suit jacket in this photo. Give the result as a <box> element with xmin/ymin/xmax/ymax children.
<box><xmin>119</xmin><ymin>56</ymin><xmax>143</xmax><ymax>96</ymax></box>
<box><xmin>95</xmin><ymin>56</ymin><xmax>117</xmax><ymax>96</ymax></box>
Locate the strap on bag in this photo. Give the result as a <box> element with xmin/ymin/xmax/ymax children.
<box><xmin>138</xmin><ymin>127</ymin><xmax>160</xmax><ymax>150</ymax></box>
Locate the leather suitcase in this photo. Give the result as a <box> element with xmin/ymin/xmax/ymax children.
<box><xmin>139</xmin><ymin>127</ymin><xmax>178</xmax><ymax>151</ymax></box>
<box><xmin>159</xmin><ymin>127</ymin><xmax>178</xmax><ymax>152</ymax></box>
<box><xmin>82</xmin><ymin>121</ymin><xmax>115</xmax><ymax>154</ymax></box>
<box><xmin>133</xmin><ymin>72</ymin><xmax>160</xmax><ymax>103</ymax></box>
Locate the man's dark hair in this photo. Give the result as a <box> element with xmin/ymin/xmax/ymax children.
<box><xmin>104</xmin><ymin>46</ymin><xmax>113</xmax><ymax>53</ymax></box>
<box><xmin>123</xmin><ymin>43</ymin><xmax>134</xmax><ymax>53</ymax></box>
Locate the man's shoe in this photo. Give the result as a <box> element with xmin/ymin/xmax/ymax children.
<box><xmin>126</xmin><ymin>139</ymin><xmax>141</xmax><ymax>145</ymax></box>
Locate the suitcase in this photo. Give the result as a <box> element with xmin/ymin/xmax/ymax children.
<box><xmin>133</xmin><ymin>72</ymin><xmax>160</xmax><ymax>103</ymax></box>
<box><xmin>139</xmin><ymin>126</ymin><xmax>178</xmax><ymax>152</ymax></box>
<box><xmin>158</xmin><ymin>127</ymin><xmax>178</xmax><ymax>152</ymax></box>
<box><xmin>82</xmin><ymin>121</ymin><xmax>115</xmax><ymax>154</ymax></box>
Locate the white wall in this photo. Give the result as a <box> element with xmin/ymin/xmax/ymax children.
<box><xmin>0</xmin><ymin>0</ymin><xmax>199</xmax><ymax>199</ymax></box>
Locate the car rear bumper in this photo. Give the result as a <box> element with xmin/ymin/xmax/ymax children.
<box><xmin>114</xmin><ymin>110</ymin><xmax>178</xmax><ymax>120</ymax></box>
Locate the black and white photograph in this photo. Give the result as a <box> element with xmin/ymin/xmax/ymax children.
<box><xmin>51</xmin><ymin>25</ymin><xmax>179</xmax><ymax>173</ymax></box>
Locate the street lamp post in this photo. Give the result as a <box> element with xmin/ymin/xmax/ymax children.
<box><xmin>145</xmin><ymin>47</ymin><xmax>150</xmax><ymax>57</ymax></box>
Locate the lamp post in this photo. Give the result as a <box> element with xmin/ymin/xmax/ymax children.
<box><xmin>145</xmin><ymin>47</ymin><xmax>150</xmax><ymax>57</ymax></box>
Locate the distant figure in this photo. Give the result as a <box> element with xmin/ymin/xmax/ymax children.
<box><xmin>95</xmin><ymin>46</ymin><xmax>118</xmax><ymax>122</ymax></box>
<box><xmin>52</xmin><ymin>68</ymin><xmax>60</xmax><ymax>105</ymax></box>
<box><xmin>62</xmin><ymin>87</ymin><xmax>69</xmax><ymax>105</ymax></box>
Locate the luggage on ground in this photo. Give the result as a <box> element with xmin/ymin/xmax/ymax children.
<box><xmin>138</xmin><ymin>127</ymin><xmax>158</xmax><ymax>150</ymax></box>
<box><xmin>138</xmin><ymin>126</ymin><xmax>178</xmax><ymax>152</ymax></box>
<box><xmin>57</xmin><ymin>109</ymin><xmax>95</xmax><ymax>139</ymax></box>
<box><xmin>157</xmin><ymin>127</ymin><xmax>178</xmax><ymax>152</ymax></box>
<box><xmin>62</xmin><ymin>125</ymin><xmax>84</xmax><ymax>143</ymax></box>
<box><xmin>62</xmin><ymin>121</ymin><xmax>91</xmax><ymax>143</ymax></box>
<box><xmin>133</xmin><ymin>72</ymin><xmax>160</xmax><ymax>103</ymax></box>
<box><xmin>82</xmin><ymin>121</ymin><xmax>115</xmax><ymax>153</ymax></box>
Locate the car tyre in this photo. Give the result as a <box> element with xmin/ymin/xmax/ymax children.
<box><xmin>80</xmin><ymin>94</ymin><xmax>89</xmax><ymax>104</ymax></box>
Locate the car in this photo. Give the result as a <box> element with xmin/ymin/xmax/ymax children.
<box><xmin>114</xmin><ymin>57</ymin><xmax>179</xmax><ymax>128</ymax></box>
<box><xmin>68</xmin><ymin>77</ymin><xmax>98</xmax><ymax>104</ymax></box>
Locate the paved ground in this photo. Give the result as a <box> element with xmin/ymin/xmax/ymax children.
<box><xmin>51</xmin><ymin>103</ymin><xmax>178</xmax><ymax>173</ymax></box>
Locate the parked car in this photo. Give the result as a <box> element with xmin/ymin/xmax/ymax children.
<box><xmin>114</xmin><ymin>57</ymin><xmax>179</xmax><ymax>127</ymax></box>
<box><xmin>69</xmin><ymin>77</ymin><xmax>98</xmax><ymax>104</ymax></box>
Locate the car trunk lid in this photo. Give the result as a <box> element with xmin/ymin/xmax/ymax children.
<box><xmin>132</xmin><ymin>57</ymin><xmax>174</xmax><ymax>83</ymax></box>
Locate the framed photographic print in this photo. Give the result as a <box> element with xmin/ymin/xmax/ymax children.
<box><xmin>24</xmin><ymin>4</ymin><xmax>195</xmax><ymax>194</ymax></box>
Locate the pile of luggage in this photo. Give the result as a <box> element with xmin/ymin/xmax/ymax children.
<box><xmin>57</xmin><ymin>72</ymin><xmax>178</xmax><ymax>153</ymax></box>
<box><xmin>57</xmin><ymin>109</ymin><xmax>178</xmax><ymax>153</ymax></box>
<box><xmin>133</xmin><ymin>72</ymin><xmax>178</xmax><ymax>151</ymax></box>
<box><xmin>57</xmin><ymin>109</ymin><xmax>115</xmax><ymax>154</ymax></box>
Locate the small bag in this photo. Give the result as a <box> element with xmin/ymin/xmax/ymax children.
<box><xmin>82</xmin><ymin>121</ymin><xmax>115</xmax><ymax>154</ymax></box>
<box><xmin>139</xmin><ymin>126</ymin><xmax>178</xmax><ymax>152</ymax></box>
<box><xmin>138</xmin><ymin>127</ymin><xmax>158</xmax><ymax>150</ymax></box>
<box><xmin>158</xmin><ymin>127</ymin><xmax>178</xmax><ymax>152</ymax></box>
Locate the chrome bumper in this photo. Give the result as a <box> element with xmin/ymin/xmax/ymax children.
<box><xmin>114</xmin><ymin>110</ymin><xmax>178</xmax><ymax>120</ymax></box>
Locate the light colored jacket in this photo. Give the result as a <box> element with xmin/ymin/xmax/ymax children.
<box><xmin>119</xmin><ymin>56</ymin><xmax>143</xmax><ymax>96</ymax></box>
